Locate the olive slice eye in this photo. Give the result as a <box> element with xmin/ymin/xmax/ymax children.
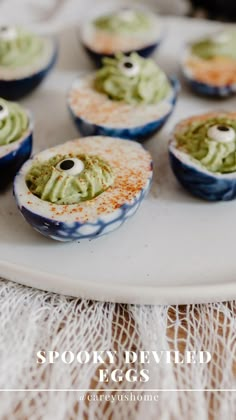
<box><xmin>119</xmin><ymin>58</ymin><xmax>140</xmax><ymax>77</ymax></box>
<box><xmin>0</xmin><ymin>26</ymin><xmax>17</xmax><ymax>41</ymax></box>
<box><xmin>56</xmin><ymin>158</ymin><xmax>84</xmax><ymax>175</ymax></box>
<box><xmin>0</xmin><ymin>104</ymin><xmax>9</xmax><ymax>121</ymax></box>
<box><xmin>207</xmin><ymin>124</ymin><xmax>236</xmax><ymax>143</ymax></box>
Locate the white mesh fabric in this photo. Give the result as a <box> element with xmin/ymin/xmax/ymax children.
<box><xmin>0</xmin><ymin>279</ymin><xmax>235</xmax><ymax>419</ymax></box>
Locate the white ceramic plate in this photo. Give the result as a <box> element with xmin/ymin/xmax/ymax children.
<box><xmin>1</xmin><ymin>17</ymin><xmax>236</xmax><ymax>304</ymax></box>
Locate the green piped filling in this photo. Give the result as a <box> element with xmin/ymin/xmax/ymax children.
<box><xmin>0</xmin><ymin>27</ymin><xmax>45</xmax><ymax>68</ymax></box>
<box><xmin>26</xmin><ymin>154</ymin><xmax>115</xmax><ymax>205</ymax></box>
<box><xmin>191</xmin><ymin>30</ymin><xmax>236</xmax><ymax>60</ymax></box>
<box><xmin>0</xmin><ymin>98</ymin><xmax>28</xmax><ymax>146</ymax></box>
<box><xmin>94</xmin><ymin>53</ymin><xmax>170</xmax><ymax>105</ymax></box>
<box><xmin>176</xmin><ymin>117</ymin><xmax>236</xmax><ymax>173</ymax></box>
<box><xmin>93</xmin><ymin>10</ymin><xmax>151</xmax><ymax>34</ymax></box>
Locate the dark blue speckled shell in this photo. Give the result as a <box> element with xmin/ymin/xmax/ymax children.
<box><xmin>169</xmin><ymin>146</ymin><xmax>236</xmax><ymax>201</ymax></box>
<box><xmin>82</xmin><ymin>41</ymin><xmax>161</xmax><ymax>67</ymax></box>
<box><xmin>184</xmin><ymin>73</ymin><xmax>236</xmax><ymax>98</ymax></box>
<box><xmin>69</xmin><ymin>77</ymin><xmax>179</xmax><ymax>142</ymax></box>
<box><xmin>182</xmin><ymin>49</ymin><xmax>236</xmax><ymax>98</ymax></box>
<box><xmin>14</xmin><ymin>135</ymin><xmax>153</xmax><ymax>241</ymax></box>
<box><xmin>14</xmin><ymin>177</ymin><xmax>152</xmax><ymax>242</ymax></box>
<box><xmin>0</xmin><ymin>41</ymin><xmax>57</xmax><ymax>100</ymax></box>
<box><xmin>0</xmin><ymin>132</ymin><xmax>32</xmax><ymax>190</ymax></box>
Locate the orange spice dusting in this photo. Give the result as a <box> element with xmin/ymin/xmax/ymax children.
<box><xmin>186</xmin><ymin>56</ymin><xmax>236</xmax><ymax>86</ymax></box>
<box><xmin>36</xmin><ymin>138</ymin><xmax>152</xmax><ymax>223</ymax></box>
<box><xmin>68</xmin><ymin>77</ymin><xmax>163</xmax><ymax>127</ymax></box>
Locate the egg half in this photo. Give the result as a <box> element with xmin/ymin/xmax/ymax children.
<box><xmin>14</xmin><ymin>136</ymin><xmax>153</xmax><ymax>241</ymax></box>
<box><xmin>68</xmin><ymin>73</ymin><xmax>179</xmax><ymax>142</ymax></box>
<box><xmin>169</xmin><ymin>112</ymin><xmax>236</xmax><ymax>201</ymax></box>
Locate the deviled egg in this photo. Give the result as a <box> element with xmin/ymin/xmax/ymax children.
<box><xmin>68</xmin><ymin>53</ymin><xmax>179</xmax><ymax>142</ymax></box>
<box><xmin>81</xmin><ymin>8</ymin><xmax>162</xmax><ymax>66</ymax></box>
<box><xmin>14</xmin><ymin>136</ymin><xmax>153</xmax><ymax>241</ymax></box>
<box><xmin>0</xmin><ymin>98</ymin><xmax>33</xmax><ymax>189</ymax></box>
<box><xmin>182</xmin><ymin>30</ymin><xmax>236</xmax><ymax>97</ymax></box>
<box><xmin>0</xmin><ymin>26</ymin><xmax>57</xmax><ymax>99</ymax></box>
<box><xmin>169</xmin><ymin>112</ymin><xmax>236</xmax><ymax>201</ymax></box>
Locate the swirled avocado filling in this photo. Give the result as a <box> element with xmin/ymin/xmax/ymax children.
<box><xmin>176</xmin><ymin>117</ymin><xmax>236</xmax><ymax>173</ymax></box>
<box><xmin>93</xmin><ymin>9</ymin><xmax>151</xmax><ymax>33</ymax></box>
<box><xmin>26</xmin><ymin>154</ymin><xmax>115</xmax><ymax>205</ymax></box>
<box><xmin>191</xmin><ymin>30</ymin><xmax>236</xmax><ymax>60</ymax></box>
<box><xmin>0</xmin><ymin>98</ymin><xmax>29</xmax><ymax>146</ymax></box>
<box><xmin>94</xmin><ymin>53</ymin><xmax>170</xmax><ymax>105</ymax></box>
<box><xmin>0</xmin><ymin>27</ymin><xmax>45</xmax><ymax>68</ymax></box>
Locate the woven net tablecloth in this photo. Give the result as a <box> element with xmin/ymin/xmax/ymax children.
<box><xmin>0</xmin><ymin>279</ymin><xmax>235</xmax><ymax>419</ymax></box>
<box><xmin>0</xmin><ymin>0</ymin><xmax>235</xmax><ymax>418</ymax></box>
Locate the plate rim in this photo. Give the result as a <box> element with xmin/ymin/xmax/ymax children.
<box><xmin>0</xmin><ymin>259</ymin><xmax>235</xmax><ymax>305</ymax></box>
